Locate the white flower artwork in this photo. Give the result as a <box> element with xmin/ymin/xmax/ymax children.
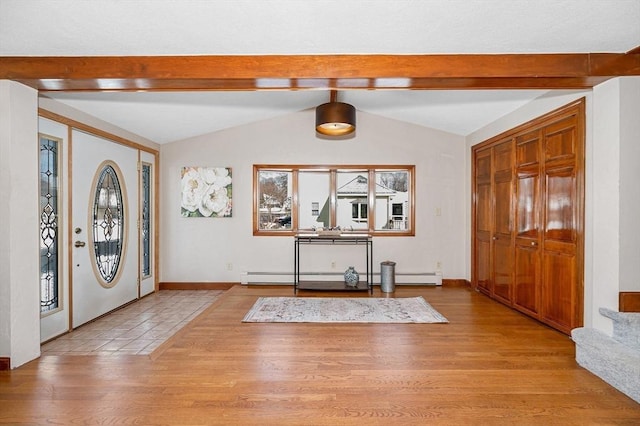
<box><xmin>181</xmin><ymin>166</ymin><xmax>232</xmax><ymax>218</ymax></box>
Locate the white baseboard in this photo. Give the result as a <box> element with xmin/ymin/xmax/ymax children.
<box><xmin>240</xmin><ymin>271</ymin><xmax>442</xmax><ymax>286</ymax></box>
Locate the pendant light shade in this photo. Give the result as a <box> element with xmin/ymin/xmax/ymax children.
<box><xmin>315</xmin><ymin>91</ymin><xmax>356</xmax><ymax>136</ymax></box>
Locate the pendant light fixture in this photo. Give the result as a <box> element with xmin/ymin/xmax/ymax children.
<box><xmin>315</xmin><ymin>90</ymin><xmax>356</xmax><ymax>136</ymax></box>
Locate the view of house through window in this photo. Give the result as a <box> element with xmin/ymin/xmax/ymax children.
<box><xmin>336</xmin><ymin>171</ymin><xmax>369</xmax><ymax>230</ymax></box>
<box><xmin>298</xmin><ymin>171</ymin><xmax>330</xmax><ymax>229</ymax></box>
<box><xmin>254</xmin><ymin>165</ymin><xmax>414</xmax><ymax>236</ymax></box>
<box><xmin>375</xmin><ymin>170</ymin><xmax>409</xmax><ymax>230</ymax></box>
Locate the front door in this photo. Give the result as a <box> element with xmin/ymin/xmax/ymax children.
<box><xmin>71</xmin><ymin>130</ymin><xmax>139</xmax><ymax>328</ymax></box>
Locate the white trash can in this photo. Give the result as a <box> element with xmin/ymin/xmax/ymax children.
<box><xmin>380</xmin><ymin>261</ymin><xmax>396</xmax><ymax>293</ymax></box>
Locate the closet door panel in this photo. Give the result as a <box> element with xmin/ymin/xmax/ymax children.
<box><xmin>541</xmin><ymin>250</ymin><xmax>576</xmax><ymax>333</ymax></box>
<box><xmin>514</xmin><ymin>244</ymin><xmax>539</xmax><ymax>315</ymax></box>
<box><xmin>544</xmin><ymin>117</ymin><xmax>576</xmax><ymax>162</ymax></box>
<box><xmin>474</xmin><ymin>149</ymin><xmax>492</xmax><ymax>294</ymax></box>
<box><xmin>493</xmin><ymin>177</ymin><xmax>513</xmax><ymax>302</ymax></box>
<box><xmin>544</xmin><ymin>167</ymin><xmax>576</xmax><ymax>243</ymax></box>
<box><xmin>476</xmin><ymin>181</ymin><xmax>492</xmax><ymax>294</ymax></box>
<box><xmin>514</xmin><ymin>170</ymin><xmax>540</xmax><ymax>315</ymax></box>
<box><xmin>491</xmin><ymin>140</ymin><xmax>514</xmax><ymax>303</ymax></box>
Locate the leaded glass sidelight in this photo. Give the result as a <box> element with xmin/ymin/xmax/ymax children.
<box><xmin>39</xmin><ymin>136</ymin><xmax>60</xmax><ymax>313</ymax></box>
<box><xmin>141</xmin><ymin>163</ymin><xmax>151</xmax><ymax>277</ymax></box>
<box><xmin>92</xmin><ymin>164</ymin><xmax>125</xmax><ymax>284</ymax></box>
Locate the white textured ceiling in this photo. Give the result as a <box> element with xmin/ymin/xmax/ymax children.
<box><xmin>2</xmin><ymin>0</ymin><xmax>639</xmax><ymax>143</ymax></box>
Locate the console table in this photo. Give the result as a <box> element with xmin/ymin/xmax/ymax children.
<box><xmin>294</xmin><ymin>233</ymin><xmax>373</xmax><ymax>293</ymax></box>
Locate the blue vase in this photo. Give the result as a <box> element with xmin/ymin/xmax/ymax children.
<box><xmin>344</xmin><ymin>266</ymin><xmax>359</xmax><ymax>287</ymax></box>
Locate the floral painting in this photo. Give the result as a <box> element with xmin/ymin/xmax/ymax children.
<box><xmin>181</xmin><ymin>167</ymin><xmax>232</xmax><ymax>218</ymax></box>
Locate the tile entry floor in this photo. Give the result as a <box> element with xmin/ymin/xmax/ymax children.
<box><xmin>41</xmin><ymin>290</ymin><xmax>224</xmax><ymax>356</ymax></box>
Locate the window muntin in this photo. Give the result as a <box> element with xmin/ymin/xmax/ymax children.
<box><xmin>39</xmin><ymin>135</ymin><xmax>61</xmax><ymax>314</ymax></box>
<box><xmin>253</xmin><ymin>165</ymin><xmax>414</xmax><ymax>236</ymax></box>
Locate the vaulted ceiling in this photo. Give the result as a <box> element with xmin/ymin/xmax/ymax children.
<box><xmin>1</xmin><ymin>0</ymin><xmax>639</xmax><ymax>143</ymax></box>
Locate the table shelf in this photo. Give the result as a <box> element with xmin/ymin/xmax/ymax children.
<box><xmin>296</xmin><ymin>281</ymin><xmax>370</xmax><ymax>291</ymax></box>
<box><xmin>294</xmin><ymin>234</ymin><xmax>373</xmax><ymax>294</ymax></box>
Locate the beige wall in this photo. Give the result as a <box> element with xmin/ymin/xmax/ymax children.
<box><xmin>160</xmin><ymin>109</ymin><xmax>467</xmax><ymax>283</ymax></box>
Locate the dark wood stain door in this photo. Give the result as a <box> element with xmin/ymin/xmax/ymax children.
<box><xmin>471</xmin><ymin>99</ymin><xmax>584</xmax><ymax>335</ymax></box>
<box><xmin>514</xmin><ymin>129</ymin><xmax>542</xmax><ymax>317</ymax></box>
<box><xmin>474</xmin><ymin>148</ymin><xmax>492</xmax><ymax>295</ymax></box>
<box><xmin>492</xmin><ymin>140</ymin><xmax>514</xmax><ymax>304</ymax></box>
<box><xmin>540</xmin><ymin>115</ymin><xmax>583</xmax><ymax>333</ymax></box>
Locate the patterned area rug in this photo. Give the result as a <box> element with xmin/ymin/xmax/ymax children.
<box><xmin>242</xmin><ymin>296</ymin><xmax>448</xmax><ymax>323</ymax></box>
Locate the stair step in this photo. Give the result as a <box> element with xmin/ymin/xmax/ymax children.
<box><xmin>572</xmin><ymin>327</ymin><xmax>640</xmax><ymax>404</ymax></box>
<box><xmin>599</xmin><ymin>307</ymin><xmax>640</xmax><ymax>351</ymax></box>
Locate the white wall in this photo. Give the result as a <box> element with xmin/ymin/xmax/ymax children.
<box><xmin>160</xmin><ymin>109</ymin><xmax>467</xmax><ymax>282</ymax></box>
<box><xmin>0</xmin><ymin>81</ymin><xmax>41</xmax><ymax>367</ymax></box>
<box><xmin>591</xmin><ymin>79</ymin><xmax>621</xmax><ymax>333</ymax></box>
<box><xmin>618</xmin><ymin>77</ymin><xmax>640</xmax><ymax>294</ymax></box>
<box><xmin>590</xmin><ymin>77</ymin><xmax>640</xmax><ymax>332</ymax></box>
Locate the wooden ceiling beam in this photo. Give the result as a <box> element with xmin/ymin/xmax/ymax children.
<box><xmin>1</xmin><ymin>53</ymin><xmax>638</xmax><ymax>92</ymax></box>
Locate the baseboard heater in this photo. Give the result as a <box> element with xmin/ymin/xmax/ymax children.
<box><xmin>240</xmin><ymin>271</ymin><xmax>442</xmax><ymax>286</ymax></box>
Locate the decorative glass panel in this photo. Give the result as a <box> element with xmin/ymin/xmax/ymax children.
<box><xmin>39</xmin><ymin>136</ymin><xmax>60</xmax><ymax>313</ymax></box>
<box><xmin>374</xmin><ymin>170</ymin><xmax>409</xmax><ymax>230</ymax></box>
<box><xmin>258</xmin><ymin>170</ymin><xmax>292</xmax><ymax>230</ymax></box>
<box><xmin>92</xmin><ymin>164</ymin><xmax>124</xmax><ymax>283</ymax></box>
<box><xmin>141</xmin><ymin>163</ymin><xmax>151</xmax><ymax>277</ymax></box>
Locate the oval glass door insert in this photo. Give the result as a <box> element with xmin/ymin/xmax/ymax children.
<box><xmin>92</xmin><ymin>163</ymin><xmax>125</xmax><ymax>285</ymax></box>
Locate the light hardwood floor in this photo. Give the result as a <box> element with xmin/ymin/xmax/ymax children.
<box><xmin>1</xmin><ymin>284</ymin><xmax>639</xmax><ymax>425</ymax></box>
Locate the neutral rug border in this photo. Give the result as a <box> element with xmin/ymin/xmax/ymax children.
<box><xmin>242</xmin><ymin>296</ymin><xmax>449</xmax><ymax>324</ymax></box>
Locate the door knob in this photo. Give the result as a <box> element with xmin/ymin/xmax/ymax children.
<box><xmin>74</xmin><ymin>241</ymin><xmax>86</xmax><ymax>248</ymax></box>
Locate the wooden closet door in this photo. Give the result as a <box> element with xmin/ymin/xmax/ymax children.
<box><xmin>491</xmin><ymin>140</ymin><xmax>514</xmax><ymax>304</ymax></box>
<box><xmin>514</xmin><ymin>130</ymin><xmax>542</xmax><ymax>316</ymax></box>
<box><xmin>474</xmin><ymin>148</ymin><xmax>493</xmax><ymax>295</ymax></box>
<box><xmin>471</xmin><ymin>99</ymin><xmax>584</xmax><ymax>336</ymax></box>
<box><xmin>540</xmin><ymin>115</ymin><xmax>582</xmax><ymax>334</ymax></box>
